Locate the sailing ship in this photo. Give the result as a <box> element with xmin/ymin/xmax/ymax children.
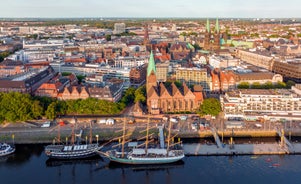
<box><xmin>45</xmin><ymin>119</ymin><xmax>102</xmax><ymax>160</ymax></box>
<box><xmin>105</xmin><ymin>116</ymin><xmax>185</xmax><ymax>165</ymax></box>
<box><xmin>0</xmin><ymin>143</ymin><xmax>15</xmax><ymax>157</ymax></box>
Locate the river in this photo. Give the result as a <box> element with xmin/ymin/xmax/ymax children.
<box><xmin>0</xmin><ymin>144</ymin><xmax>301</xmax><ymax>184</ymax></box>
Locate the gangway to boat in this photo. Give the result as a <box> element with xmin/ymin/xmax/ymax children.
<box><xmin>276</xmin><ymin>129</ymin><xmax>293</xmax><ymax>153</ymax></box>
<box><xmin>211</xmin><ymin>128</ymin><xmax>223</xmax><ymax>148</ymax></box>
<box><xmin>158</xmin><ymin>125</ymin><xmax>165</xmax><ymax>148</ymax></box>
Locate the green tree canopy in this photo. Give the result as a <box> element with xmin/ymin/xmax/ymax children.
<box><xmin>199</xmin><ymin>98</ymin><xmax>221</xmax><ymax>117</ymax></box>
<box><xmin>0</xmin><ymin>92</ymin><xmax>43</xmax><ymax>123</ymax></box>
<box><xmin>274</xmin><ymin>81</ymin><xmax>286</xmax><ymax>89</ymax></box>
<box><xmin>120</xmin><ymin>87</ymin><xmax>135</xmax><ymax>106</ymax></box>
<box><xmin>251</xmin><ymin>82</ymin><xmax>262</xmax><ymax>89</ymax></box>
<box><xmin>286</xmin><ymin>80</ymin><xmax>296</xmax><ymax>89</ymax></box>
<box><xmin>262</xmin><ymin>81</ymin><xmax>273</xmax><ymax>89</ymax></box>
<box><xmin>134</xmin><ymin>85</ymin><xmax>146</xmax><ymax>104</ymax></box>
<box><xmin>237</xmin><ymin>82</ymin><xmax>250</xmax><ymax>89</ymax></box>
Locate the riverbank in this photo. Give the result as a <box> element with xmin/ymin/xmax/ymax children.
<box><xmin>0</xmin><ymin>127</ymin><xmax>283</xmax><ymax>144</ymax></box>
<box><xmin>2</xmin><ymin>121</ymin><xmax>301</xmax><ymax>156</ymax></box>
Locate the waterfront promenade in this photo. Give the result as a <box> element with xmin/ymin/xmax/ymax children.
<box><xmin>1</xmin><ymin>115</ymin><xmax>301</xmax><ymax>156</ymax></box>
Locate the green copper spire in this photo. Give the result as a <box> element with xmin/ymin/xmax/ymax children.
<box><xmin>215</xmin><ymin>18</ymin><xmax>220</xmax><ymax>33</ymax></box>
<box><xmin>206</xmin><ymin>19</ymin><xmax>210</xmax><ymax>33</ymax></box>
<box><xmin>147</xmin><ymin>51</ymin><xmax>156</xmax><ymax>77</ymax></box>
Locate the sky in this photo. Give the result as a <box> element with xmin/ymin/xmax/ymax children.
<box><xmin>1</xmin><ymin>0</ymin><xmax>301</xmax><ymax>18</ymax></box>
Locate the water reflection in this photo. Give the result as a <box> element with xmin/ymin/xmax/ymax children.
<box><xmin>45</xmin><ymin>156</ymin><xmax>104</xmax><ymax>167</ymax></box>
<box><xmin>108</xmin><ymin>160</ymin><xmax>185</xmax><ymax>172</ymax></box>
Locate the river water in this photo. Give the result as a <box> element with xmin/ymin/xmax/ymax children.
<box><xmin>1</xmin><ymin>144</ymin><xmax>301</xmax><ymax>184</ymax></box>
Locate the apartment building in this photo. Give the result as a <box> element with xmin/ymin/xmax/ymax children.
<box><xmin>175</xmin><ymin>67</ymin><xmax>211</xmax><ymax>91</ymax></box>
<box><xmin>220</xmin><ymin>89</ymin><xmax>301</xmax><ymax>119</ymax></box>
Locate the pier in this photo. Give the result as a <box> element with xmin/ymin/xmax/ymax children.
<box><xmin>183</xmin><ymin>143</ymin><xmax>287</xmax><ymax>156</ymax></box>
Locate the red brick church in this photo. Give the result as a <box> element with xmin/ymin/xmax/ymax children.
<box><xmin>146</xmin><ymin>52</ymin><xmax>203</xmax><ymax>114</ymax></box>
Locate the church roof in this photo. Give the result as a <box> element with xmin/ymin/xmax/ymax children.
<box><xmin>147</xmin><ymin>51</ymin><xmax>156</xmax><ymax>77</ymax></box>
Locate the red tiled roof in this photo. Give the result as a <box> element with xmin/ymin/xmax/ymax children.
<box><xmin>65</xmin><ymin>58</ymin><xmax>86</xmax><ymax>63</ymax></box>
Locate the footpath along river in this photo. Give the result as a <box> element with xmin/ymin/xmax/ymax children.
<box><xmin>0</xmin><ymin>144</ymin><xmax>301</xmax><ymax>184</ymax></box>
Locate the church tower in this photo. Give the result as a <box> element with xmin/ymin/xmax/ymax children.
<box><xmin>204</xmin><ymin>19</ymin><xmax>211</xmax><ymax>50</ymax></box>
<box><xmin>143</xmin><ymin>24</ymin><xmax>152</xmax><ymax>51</ymax></box>
<box><xmin>213</xmin><ymin>18</ymin><xmax>221</xmax><ymax>50</ymax></box>
<box><xmin>146</xmin><ymin>51</ymin><xmax>157</xmax><ymax>93</ymax></box>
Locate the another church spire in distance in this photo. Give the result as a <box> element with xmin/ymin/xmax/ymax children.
<box><xmin>215</xmin><ymin>18</ymin><xmax>220</xmax><ymax>33</ymax></box>
<box><xmin>206</xmin><ymin>19</ymin><xmax>210</xmax><ymax>33</ymax></box>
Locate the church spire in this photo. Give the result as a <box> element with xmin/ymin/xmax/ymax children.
<box><xmin>147</xmin><ymin>51</ymin><xmax>156</xmax><ymax>77</ymax></box>
<box><xmin>215</xmin><ymin>18</ymin><xmax>220</xmax><ymax>33</ymax></box>
<box><xmin>143</xmin><ymin>24</ymin><xmax>149</xmax><ymax>45</ymax></box>
<box><xmin>206</xmin><ymin>19</ymin><xmax>210</xmax><ymax>33</ymax></box>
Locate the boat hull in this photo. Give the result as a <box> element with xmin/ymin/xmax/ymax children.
<box><xmin>0</xmin><ymin>144</ymin><xmax>15</xmax><ymax>157</ymax></box>
<box><xmin>46</xmin><ymin>151</ymin><xmax>99</xmax><ymax>160</ymax></box>
<box><xmin>45</xmin><ymin>144</ymin><xmax>102</xmax><ymax>160</ymax></box>
<box><xmin>108</xmin><ymin>155</ymin><xmax>185</xmax><ymax>165</ymax></box>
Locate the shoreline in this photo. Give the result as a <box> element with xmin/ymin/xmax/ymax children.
<box><xmin>1</xmin><ymin>123</ymin><xmax>301</xmax><ymax>156</ymax></box>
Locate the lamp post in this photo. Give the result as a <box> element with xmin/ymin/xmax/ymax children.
<box><xmin>96</xmin><ymin>134</ymin><xmax>99</xmax><ymax>144</ymax></box>
<box><xmin>12</xmin><ymin>134</ymin><xmax>14</xmax><ymax>145</ymax></box>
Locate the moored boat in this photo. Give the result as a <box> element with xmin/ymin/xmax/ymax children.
<box><xmin>105</xmin><ymin>116</ymin><xmax>185</xmax><ymax>165</ymax></box>
<box><xmin>107</xmin><ymin>148</ymin><xmax>184</xmax><ymax>165</ymax></box>
<box><xmin>45</xmin><ymin>143</ymin><xmax>102</xmax><ymax>159</ymax></box>
<box><xmin>0</xmin><ymin>143</ymin><xmax>15</xmax><ymax>156</ymax></box>
<box><xmin>45</xmin><ymin>119</ymin><xmax>102</xmax><ymax>160</ymax></box>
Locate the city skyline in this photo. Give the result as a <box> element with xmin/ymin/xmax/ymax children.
<box><xmin>1</xmin><ymin>0</ymin><xmax>301</xmax><ymax>19</ymax></box>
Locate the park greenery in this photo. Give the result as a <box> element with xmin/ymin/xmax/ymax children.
<box><xmin>0</xmin><ymin>86</ymin><xmax>146</xmax><ymax>124</ymax></box>
<box><xmin>237</xmin><ymin>81</ymin><xmax>295</xmax><ymax>89</ymax></box>
<box><xmin>198</xmin><ymin>98</ymin><xmax>222</xmax><ymax>117</ymax></box>
<box><xmin>0</xmin><ymin>51</ymin><xmax>10</xmax><ymax>62</ymax></box>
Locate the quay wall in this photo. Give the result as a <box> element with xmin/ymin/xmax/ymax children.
<box><xmin>0</xmin><ymin>128</ymin><xmax>290</xmax><ymax>144</ymax></box>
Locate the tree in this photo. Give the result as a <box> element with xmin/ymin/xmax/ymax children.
<box><xmin>199</xmin><ymin>98</ymin><xmax>221</xmax><ymax>117</ymax></box>
<box><xmin>76</xmin><ymin>75</ymin><xmax>85</xmax><ymax>84</ymax></box>
<box><xmin>251</xmin><ymin>82</ymin><xmax>262</xmax><ymax>89</ymax></box>
<box><xmin>237</xmin><ymin>82</ymin><xmax>250</xmax><ymax>89</ymax></box>
<box><xmin>62</xmin><ymin>72</ymin><xmax>72</xmax><ymax>76</ymax></box>
<box><xmin>45</xmin><ymin>102</ymin><xmax>57</xmax><ymax>120</ymax></box>
<box><xmin>286</xmin><ymin>80</ymin><xmax>296</xmax><ymax>89</ymax></box>
<box><xmin>31</xmin><ymin>100</ymin><xmax>43</xmax><ymax>119</ymax></box>
<box><xmin>0</xmin><ymin>51</ymin><xmax>10</xmax><ymax>62</ymax></box>
<box><xmin>105</xmin><ymin>34</ymin><xmax>111</xmax><ymax>41</ymax></box>
<box><xmin>274</xmin><ymin>81</ymin><xmax>286</xmax><ymax>89</ymax></box>
<box><xmin>262</xmin><ymin>81</ymin><xmax>273</xmax><ymax>89</ymax></box>
<box><xmin>134</xmin><ymin>86</ymin><xmax>146</xmax><ymax>104</ymax></box>
<box><xmin>120</xmin><ymin>87</ymin><xmax>135</xmax><ymax>105</ymax></box>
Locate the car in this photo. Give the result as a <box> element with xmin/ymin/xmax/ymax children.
<box><xmin>41</xmin><ymin>121</ymin><xmax>51</xmax><ymax>128</ymax></box>
<box><xmin>170</xmin><ymin>117</ymin><xmax>178</xmax><ymax>123</ymax></box>
<box><xmin>162</xmin><ymin>116</ymin><xmax>169</xmax><ymax>121</ymax></box>
<box><xmin>180</xmin><ymin>115</ymin><xmax>187</xmax><ymax>121</ymax></box>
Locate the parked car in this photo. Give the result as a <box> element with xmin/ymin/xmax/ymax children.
<box><xmin>98</xmin><ymin>119</ymin><xmax>106</xmax><ymax>124</ymax></box>
<box><xmin>41</xmin><ymin>121</ymin><xmax>51</xmax><ymax>128</ymax></box>
<box><xmin>162</xmin><ymin>116</ymin><xmax>169</xmax><ymax>121</ymax></box>
<box><xmin>180</xmin><ymin>115</ymin><xmax>187</xmax><ymax>121</ymax></box>
<box><xmin>106</xmin><ymin>118</ymin><xmax>115</xmax><ymax>125</ymax></box>
<box><xmin>170</xmin><ymin>117</ymin><xmax>178</xmax><ymax>123</ymax></box>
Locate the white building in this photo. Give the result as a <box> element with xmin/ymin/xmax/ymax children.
<box><xmin>220</xmin><ymin>89</ymin><xmax>301</xmax><ymax>120</ymax></box>
<box><xmin>114</xmin><ymin>56</ymin><xmax>148</xmax><ymax>69</ymax></box>
<box><xmin>113</xmin><ymin>23</ymin><xmax>126</xmax><ymax>34</ymax></box>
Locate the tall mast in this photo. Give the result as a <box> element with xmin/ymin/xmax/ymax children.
<box><xmin>58</xmin><ymin>122</ymin><xmax>61</xmax><ymax>144</ymax></box>
<box><xmin>145</xmin><ymin>115</ymin><xmax>150</xmax><ymax>154</ymax></box>
<box><xmin>89</xmin><ymin>121</ymin><xmax>93</xmax><ymax>144</ymax></box>
<box><xmin>166</xmin><ymin>119</ymin><xmax>172</xmax><ymax>154</ymax></box>
<box><xmin>121</xmin><ymin>116</ymin><xmax>126</xmax><ymax>158</ymax></box>
<box><xmin>71</xmin><ymin>123</ymin><xmax>75</xmax><ymax>145</ymax></box>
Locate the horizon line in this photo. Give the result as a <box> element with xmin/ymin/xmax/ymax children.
<box><xmin>0</xmin><ymin>17</ymin><xmax>301</xmax><ymax>20</ymax></box>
